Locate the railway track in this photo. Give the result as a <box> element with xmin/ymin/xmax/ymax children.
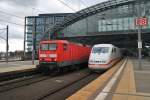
<box><xmin>0</xmin><ymin>74</ymin><xmax>50</xmax><ymax>93</ymax></box>
<box><xmin>0</xmin><ymin>69</ymin><xmax>75</xmax><ymax>93</ymax></box>
<box><xmin>0</xmin><ymin>68</ymin><xmax>39</xmax><ymax>82</ymax></box>
<box><xmin>0</xmin><ymin>68</ymin><xmax>99</xmax><ymax>100</ymax></box>
<box><xmin>38</xmin><ymin>72</ymin><xmax>99</xmax><ymax>100</ymax></box>
<box><xmin>0</xmin><ymin>66</ymin><xmax>89</xmax><ymax>93</ymax></box>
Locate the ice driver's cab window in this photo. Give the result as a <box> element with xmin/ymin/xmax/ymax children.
<box><xmin>114</xmin><ymin>48</ymin><xmax>116</xmax><ymax>53</ymax></box>
<box><xmin>92</xmin><ymin>47</ymin><xmax>109</xmax><ymax>53</ymax></box>
<box><xmin>112</xmin><ymin>48</ymin><xmax>116</xmax><ymax>53</ymax></box>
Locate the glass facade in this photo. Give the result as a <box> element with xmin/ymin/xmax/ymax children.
<box><xmin>25</xmin><ymin>13</ymin><xmax>72</xmax><ymax>52</ymax></box>
<box><xmin>58</xmin><ymin>1</ymin><xmax>150</xmax><ymax>37</ymax></box>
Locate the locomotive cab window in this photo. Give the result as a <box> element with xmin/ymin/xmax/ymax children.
<box><xmin>41</xmin><ymin>44</ymin><xmax>49</xmax><ymax>50</ymax></box>
<box><xmin>63</xmin><ymin>43</ymin><xmax>68</xmax><ymax>51</ymax></box>
<box><xmin>49</xmin><ymin>43</ymin><xmax>57</xmax><ymax>50</ymax></box>
<box><xmin>41</xmin><ymin>43</ymin><xmax>57</xmax><ymax>50</ymax></box>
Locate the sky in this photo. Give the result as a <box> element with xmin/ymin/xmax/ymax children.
<box><xmin>0</xmin><ymin>0</ymin><xmax>108</xmax><ymax>52</ymax></box>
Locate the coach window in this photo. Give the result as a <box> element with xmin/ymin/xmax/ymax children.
<box><xmin>63</xmin><ymin>44</ymin><xmax>68</xmax><ymax>51</ymax></box>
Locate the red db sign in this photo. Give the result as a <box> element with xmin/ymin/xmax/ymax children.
<box><xmin>135</xmin><ymin>18</ymin><xmax>148</xmax><ymax>26</ymax></box>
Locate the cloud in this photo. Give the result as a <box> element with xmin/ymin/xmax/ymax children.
<box><xmin>0</xmin><ymin>0</ymin><xmax>108</xmax><ymax>52</ymax></box>
<box><xmin>9</xmin><ymin>39</ymin><xmax>24</xmax><ymax>52</ymax></box>
<box><xmin>0</xmin><ymin>0</ymin><xmax>38</xmax><ymax>7</ymax></box>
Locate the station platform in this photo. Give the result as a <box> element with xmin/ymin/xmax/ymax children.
<box><xmin>0</xmin><ymin>60</ymin><xmax>38</xmax><ymax>73</ymax></box>
<box><xmin>67</xmin><ymin>58</ymin><xmax>150</xmax><ymax>100</ymax></box>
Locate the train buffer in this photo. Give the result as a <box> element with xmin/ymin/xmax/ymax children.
<box><xmin>67</xmin><ymin>58</ymin><xmax>150</xmax><ymax>100</ymax></box>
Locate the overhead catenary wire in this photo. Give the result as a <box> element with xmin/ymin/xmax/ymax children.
<box><xmin>0</xmin><ymin>28</ymin><xmax>6</xmax><ymax>30</ymax></box>
<box><xmin>0</xmin><ymin>35</ymin><xmax>6</xmax><ymax>41</ymax></box>
<box><xmin>0</xmin><ymin>30</ymin><xmax>6</xmax><ymax>36</ymax></box>
<box><xmin>65</xmin><ymin>0</ymin><xmax>86</xmax><ymax>10</ymax></box>
<box><xmin>0</xmin><ymin>10</ymin><xmax>24</xmax><ymax>20</ymax></box>
<box><xmin>0</xmin><ymin>7</ymin><xmax>48</xmax><ymax>20</ymax></box>
<box><xmin>0</xmin><ymin>19</ymin><xmax>24</xmax><ymax>26</ymax></box>
<box><xmin>57</xmin><ymin>0</ymin><xmax>77</xmax><ymax>12</ymax></box>
<box><xmin>80</xmin><ymin>0</ymin><xmax>88</xmax><ymax>7</ymax></box>
<box><xmin>31</xmin><ymin>7</ymin><xmax>48</xmax><ymax>13</ymax></box>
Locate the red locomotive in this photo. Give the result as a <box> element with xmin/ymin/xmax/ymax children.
<box><xmin>38</xmin><ymin>40</ymin><xmax>91</xmax><ymax>71</ymax></box>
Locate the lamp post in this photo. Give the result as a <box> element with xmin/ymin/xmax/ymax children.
<box><xmin>0</xmin><ymin>25</ymin><xmax>9</xmax><ymax>63</ymax></box>
<box><xmin>6</xmin><ymin>25</ymin><xmax>9</xmax><ymax>63</ymax></box>
<box><xmin>137</xmin><ymin>0</ymin><xmax>143</xmax><ymax>70</ymax></box>
<box><xmin>32</xmin><ymin>18</ymin><xmax>36</xmax><ymax>65</ymax></box>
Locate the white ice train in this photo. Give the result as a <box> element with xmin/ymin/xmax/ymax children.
<box><xmin>88</xmin><ymin>44</ymin><xmax>122</xmax><ymax>71</ymax></box>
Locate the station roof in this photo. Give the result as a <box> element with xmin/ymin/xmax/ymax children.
<box><xmin>49</xmin><ymin>0</ymin><xmax>137</xmax><ymax>33</ymax></box>
<box><xmin>26</xmin><ymin>13</ymin><xmax>73</xmax><ymax>18</ymax></box>
<box><xmin>39</xmin><ymin>13</ymin><xmax>73</xmax><ymax>17</ymax></box>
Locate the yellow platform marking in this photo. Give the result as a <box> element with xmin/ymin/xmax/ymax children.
<box><xmin>67</xmin><ymin>59</ymin><xmax>124</xmax><ymax>100</ymax></box>
<box><xmin>112</xmin><ymin>60</ymin><xmax>136</xmax><ymax>100</ymax></box>
<box><xmin>95</xmin><ymin>59</ymin><xmax>127</xmax><ymax>100</ymax></box>
<box><xmin>134</xmin><ymin>93</ymin><xmax>150</xmax><ymax>100</ymax></box>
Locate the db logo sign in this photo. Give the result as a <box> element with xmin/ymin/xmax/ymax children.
<box><xmin>135</xmin><ymin>18</ymin><xmax>148</xmax><ymax>26</ymax></box>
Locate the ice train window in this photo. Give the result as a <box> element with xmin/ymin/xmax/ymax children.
<box><xmin>92</xmin><ymin>47</ymin><xmax>109</xmax><ymax>53</ymax></box>
<box><xmin>114</xmin><ymin>48</ymin><xmax>116</xmax><ymax>53</ymax></box>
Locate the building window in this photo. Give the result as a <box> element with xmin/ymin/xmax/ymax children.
<box><xmin>36</xmin><ymin>26</ymin><xmax>44</xmax><ymax>33</ymax></box>
<box><xmin>55</xmin><ymin>16</ymin><xmax>63</xmax><ymax>23</ymax></box>
<box><xmin>36</xmin><ymin>18</ymin><xmax>44</xmax><ymax>25</ymax></box>
<box><xmin>118</xmin><ymin>18</ymin><xmax>123</xmax><ymax>30</ymax></box>
<box><xmin>46</xmin><ymin>17</ymin><xmax>54</xmax><ymax>24</ymax></box>
<box><xmin>112</xmin><ymin>19</ymin><xmax>118</xmax><ymax>31</ymax></box>
<box><xmin>101</xmin><ymin>20</ymin><xmax>106</xmax><ymax>32</ymax></box>
<box><xmin>148</xmin><ymin>16</ymin><xmax>150</xmax><ymax>29</ymax></box>
<box><xmin>27</xmin><ymin>26</ymin><xmax>33</xmax><ymax>33</ymax></box>
<box><xmin>27</xmin><ymin>18</ymin><xmax>34</xmax><ymax>25</ymax></box>
<box><xmin>129</xmin><ymin>17</ymin><xmax>135</xmax><ymax>30</ymax></box>
<box><xmin>124</xmin><ymin>18</ymin><xmax>129</xmax><ymax>30</ymax></box>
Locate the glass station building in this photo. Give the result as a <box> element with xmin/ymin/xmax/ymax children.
<box><xmin>24</xmin><ymin>13</ymin><xmax>72</xmax><ymax>52</ymax></box>
<box><xmin>52</xmin><ymin>0</ymin><xmax>150</xmax><ymax>37</ymax></box>
<box><xmin>25</xmin><ymin>0</ymin><xmax>150</xmax><ymax>56</ymax></box>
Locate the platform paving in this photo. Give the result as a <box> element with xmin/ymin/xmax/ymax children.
<box><xmin>132</xmin><ymin>58</ymin><xmax>150</xmax><ymax>94</ymax></box>
<box><xmin>0</xmin><ymin>60</ymin><xmax>38</xmax><ymax>73</ymax></box>
<box><xmin>67</xmin><ymin>58</ymin><xmax>150</xmax><ymax>100</ymax></box>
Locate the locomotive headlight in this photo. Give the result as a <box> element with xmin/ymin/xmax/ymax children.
<box><xmin>40</xmin><ymin>54</ymin><xmax>47</xmax><ymax>57</ymax></box>
<box><xmin>49</xmin><ymin>54</ymin><xmax>57</xmax><ymax>58</ymax></box>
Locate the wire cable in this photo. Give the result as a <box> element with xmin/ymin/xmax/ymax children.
<box><xmin>57</xmin><ymin>0</ymin><xmax>77</xmax><ymax>12</ymax></box>
<box><xmin>80</xmin><ymin>0</ymin><xmax>88</xmax><ymax>7</ymax></box>
<box><xmin>0</xmin><ymin>10</ymin><xmax>24</xmax><ymax>20</ymax></box>
<box><xmin>31</xmin><ymin>7</ymin><xmax>48</xmax><ymax>13</ymax></box>
<box><xmin>0</xmin><ymin>35</ymin><xmax>6</xmax><ymax>41</ymax></box>
<box><xmin>0</xmin><ymin>19</ymin><xmax>24</xmax><ymax>26</ymax></box>
<box><xmin>0</xmin><ymin>28</ymin><xmax>6</xmax><ymax>30</ymax></box>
